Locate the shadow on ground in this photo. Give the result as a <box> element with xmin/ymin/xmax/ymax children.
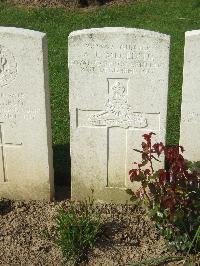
<box><xmin>53</xmin><ymin>144</ymin><xmax>71</xmax><ymax>201</ymax></box>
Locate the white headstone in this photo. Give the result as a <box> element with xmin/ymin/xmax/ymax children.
<box><xmin>180</xmin><ymin>30</ymin><xmax>200</xmax><ymax>161</ymax></box>
<box><xmin>69</xmin><ymin>28</ymin><xmax>170</xmax><ymax>203</ymax></box>
<box><xmin>0</xmin><ymin>27</ymin><xmax>54</xmax><ymax>200</ymax></box>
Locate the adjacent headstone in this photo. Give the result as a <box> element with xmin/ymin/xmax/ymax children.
<box><xmin>0</xmin><ymin>27</ymin><xmax>54</xmax><ymax>200</ymax></box>
<box><xmin>69</xmin><ymin>28</ymin><xmax>170</xmax><ymax>203</ymax></box>
<box><xmin>180</xmin><ymin>30</ymin><xmax>200</xmax><ymax>161</ymax></box>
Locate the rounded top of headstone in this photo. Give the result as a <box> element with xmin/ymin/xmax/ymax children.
<box><xmin>185</xmin><ymin>30</ymin><xmax>200</xmax><ymax>38</ymax></box>
<box><xmin>69</xmin><ymin>27</ymin><xmax>170</xmax><ymax>41</ymax></box>
<box><xmin>0</xmin><ymin>27</ymin><xmax>46</xmax><ymax>87</ymax></box>
<box><xmin>0</xmin><ymin>27</ymin><xmax>46</xmax><ymax>39</ymax></box>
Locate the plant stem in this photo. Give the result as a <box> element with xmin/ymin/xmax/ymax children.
<box><xmin>183</xmin><ymin>225</ymin><xmax>200</xmax><ymax>264</ymax></box>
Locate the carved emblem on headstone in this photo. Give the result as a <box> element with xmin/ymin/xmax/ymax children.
<box><xmin>89</xmin><ymin>80</ymin><xmax>147</xmax><ymax>129</ymax></box>
<box><xmin>0</xmin><ymin>45</ymin><xmax>17</xmax><ymax>87</ymax></box>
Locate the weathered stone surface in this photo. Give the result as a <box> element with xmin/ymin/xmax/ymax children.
<box><xmin>180</xmin><ymin>30</ymin><xmax>200</xmax><ymax>161</ymax></box>
<box><xmin>0</xmin><ymin>27</ymin><xmax>54</xmax><ymax>200</ymax></box>
<box><xmin>69</xmin><ymin>28</ymin><xmax>170</xmax><ymax>203</ymax></box>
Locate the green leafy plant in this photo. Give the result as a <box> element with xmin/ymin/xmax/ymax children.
<box><xmin>55</xmin><ymin>197</ymin><xmax>101</xmax><ymax>265</ymax></box>
<box><xmin>127</xmin><ymin>132</ymin><xmax>200</xmax><ymax>252</ymax></box>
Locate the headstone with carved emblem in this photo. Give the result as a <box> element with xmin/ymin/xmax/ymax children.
<box><xmin>69</xmin><ymin>28</ymin><xmax>170</xmax><ymax>202</ymax></box>
<box><xmin>0</xmin><ymin>27</ymin><xmax>54</xmax><ymax>200</ymax></box>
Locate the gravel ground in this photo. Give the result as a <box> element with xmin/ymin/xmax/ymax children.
<box><xmin>0</xmin><ymin>193</ymin><xmax>195</xmax><ymax>266</ymax></box>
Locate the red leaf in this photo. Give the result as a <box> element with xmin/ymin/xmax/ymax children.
<box><xmin>152</xmin><ymin>142</ymin><xmax>165</xmax><ymax>156</ymax></box>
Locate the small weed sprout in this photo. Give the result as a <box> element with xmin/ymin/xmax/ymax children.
<box><xmin>55</xmin><ymin>197</ymin><xmax>101</xmax><ymax>265</ymax></box>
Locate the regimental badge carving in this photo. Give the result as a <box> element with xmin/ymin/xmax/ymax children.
<box><xmin>0</xmin><ymin>45</ymin><xmax>17</xmax><ymax>87</ymax></box>
<box><xmin>89</xmin><ymin>79</ymin><xmax>147</xmax><ymax>129</ymax></box>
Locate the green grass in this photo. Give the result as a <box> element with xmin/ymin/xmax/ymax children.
<box><xmin>0</xmin><ymin>0</ymin><xmax>200</xmax><ymax>182</ymax></box>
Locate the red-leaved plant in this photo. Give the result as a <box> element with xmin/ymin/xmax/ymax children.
<box><xmin>128</xmin><ymin>132</ymin><xmax>200</xmax><ymax>251</ymax></box>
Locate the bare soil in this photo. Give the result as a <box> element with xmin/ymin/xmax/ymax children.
<box><xmin>4</xmin><ymin>0</ymin><xmax>144</xmax><ymax>9</ymax></box>
<box><xmin>0</xmin><ymin>195</ymin><xmax>195</xmax><ymax>266</ymax></box>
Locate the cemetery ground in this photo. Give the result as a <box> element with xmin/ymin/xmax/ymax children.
<box><xmin>1</xmin><ymin>198</ymin><xmax>198</xmax><ymax>266</ymax></box>
<box><xmin>1</xmin><ymin>0</ymin><xmax>200</xmax><ymax>265</ymax></box>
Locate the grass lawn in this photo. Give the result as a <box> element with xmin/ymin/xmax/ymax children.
<box><xmin>0</xmin><ymin>0</ymin><xmax>200</xmax><ymax>184</ymax></box>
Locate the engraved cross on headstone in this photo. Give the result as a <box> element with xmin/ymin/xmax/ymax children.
<box><xmin>0</xmin><ymin>122</ymin><xmax>22</xmax><ymax>182</ymax></box>
<box><xmin>77</xmin><ymin>78</ymin><xmax>160</xmax><ymax>188</ymax></box>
